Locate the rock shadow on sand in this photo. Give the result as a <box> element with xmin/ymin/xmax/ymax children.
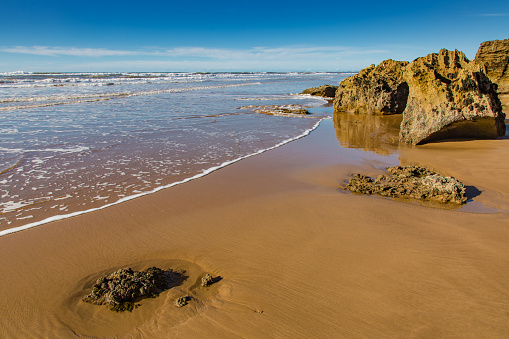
<box><xmin>464</xmin><ymin>185</ymin><xmax>483</xmax><ymax>201</ymax></box>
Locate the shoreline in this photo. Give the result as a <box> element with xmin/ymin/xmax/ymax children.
<box><xmin>1</xmin><ymin>118</ymin><xmax>508</xmax><ymax>337</ymax></box>
<box><xmin>0</xmin><ymin>117</ymin><xmax>325</xmax><ymax>237</ymax></box>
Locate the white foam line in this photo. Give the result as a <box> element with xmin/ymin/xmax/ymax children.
<box><xmin>0</xmin><ymin>82</ymin><xmax>262</xmax><ymax>105</ymax></box>
<box><xmin>0</xmin><ymin>118</ymin><xmax>325</xmax><ymax>237</ymax></box>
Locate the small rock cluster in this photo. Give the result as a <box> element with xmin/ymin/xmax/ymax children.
<box><xmin>345</xmin><ymin>165</ymin><xmax>467</xmax><ymax>204</ymax></box>
<box><xmin>239</xmin><ymin>104</ymin><xmax>309</xmax><ymax>116</ymax></box>
<box><xmin>82</xmin><ymin>267</ymin><xmax>178</xmax><ymax>312</ymax></box>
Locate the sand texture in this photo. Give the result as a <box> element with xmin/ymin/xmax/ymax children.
<box><xmin>1</xmin><ymin>118</ymin><xmax>509</xmax><ymax>338</ymax></box>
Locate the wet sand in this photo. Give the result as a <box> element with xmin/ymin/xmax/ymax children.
<box><xmin>1</xmin><ymin>118</ymin><xmax>509</xmax><ymax>337</ymax></box>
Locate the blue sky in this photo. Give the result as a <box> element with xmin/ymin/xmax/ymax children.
<box><xmin>1</xmin><ymin>0</ymin><xmax>508</xmax><ymax>72</ymax></box>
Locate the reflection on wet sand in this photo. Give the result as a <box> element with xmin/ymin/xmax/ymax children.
<box><xmin>332</xmin><ymin>111</ymin><xmax>402</xmax><ymax>155</ymax></box>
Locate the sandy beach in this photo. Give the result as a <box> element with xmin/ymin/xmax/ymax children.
<box><xmin>1</xmin><ymin>117</ymin><xmax>509</xmax><ymax>338</ymax></box>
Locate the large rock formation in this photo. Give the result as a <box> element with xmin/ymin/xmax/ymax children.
<box><xmin>301</xmin><ymin>85</ymin><xmax>337</xmax><ymax>98</ymax></box>
<box><xmin>400</xmin><ymin>49</ymin><xmax>505</xmax><ymax>144</ymax></box>
<box><xmin>475</xmin><ymin>38</ymin><xmax>509</xmax><ymax>93</ymax></box>
<box><xmin>475</xmin><ymin>38</ymin><xmax>509</xmax><ymax>113</ymax></box>
<box><xmin>333</xmin><ymin>59</ymin><xmax>409</xmax><ymax>114</ymax></box>
<box><xmin>333</xmin><ymin>48</ymin><xmax>506</xmax><ymax>144</ymax></box>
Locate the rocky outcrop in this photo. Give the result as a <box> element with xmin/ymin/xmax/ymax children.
<box><xmin>239</xmin><ymin>104</ymin><xmax>309</xmax><ymax>115</ymax></box>
<box><xmin>333</xmin><ymin>59</ymin><xmax>409</xmax><ymax>115</ymax></box>
<box><xmin>82</xmin><ymin>267</ymin><xmax>179</xmax><ymax>312</ymax></box>
<box><xmin>345</xmin><ymin>165</ymin><xmax>467</xmax><ymax>204</ymax></box>
<box><xmin>333</xmin><ymin>48</ymin><xmax>505</xmax><ymax>144</ymax></box>
<box><xmin>400</xmin><ymin>49</ymin><xmax>505</xmax><ymax>144</ymax></box>
<box><xmin>302</xmin><ymin>85</ymin><xmax>338</xmax><ymax>98</ymax></box>
<box><xmin>475</xmin><ymin>38</ymin><xmax>509</xmax><ymax>93</ymax></box>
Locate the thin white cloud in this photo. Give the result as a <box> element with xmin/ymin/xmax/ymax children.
<box><xmin>477</xmin><ymin>13</ymin><xmax>509</xmax><ymax>16</ymax></box>
<box><xmin>0</xmin><ymin>45</ymin><xmax>397</xmax><ymax>71</ymax></box>
<box><xmin>0</xmin><ymin>46</ymin><xmax>137</xmax><ymax>57</ymax></box>
<box><xmin>0</xmin><ymin>45</ymin><xmax>388</xmax><ymax>60</ymax></box>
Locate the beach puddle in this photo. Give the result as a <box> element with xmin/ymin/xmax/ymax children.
<box><xmin>58</xmin><ymin>259</ymin><xmax>222</xmax><ymax>337</ymax></box>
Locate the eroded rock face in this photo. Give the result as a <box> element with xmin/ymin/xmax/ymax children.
<box><xmin>475</xmin><ymin>38</ymin><xmax>509</xmax><ymax>93</ymax></box>
<box><xmin>302</xmin><ymin>85</ymin><xmax>338</xmax><ymax>98</ymax></box>
<box><xmin>333</xmin><ymin>59</ymin><xmax>409</xmax><ymax>115</ymax></box>
<box><xmin>82</xmin><ymin>267</ymin><xmax>178</xmax><ymax>312</ymax></box>
<box><xmin>400</xmin><ymin>49</ymin><xmax>505</xmax><ymax>144</ymax></box>
<box><xmin>345</xmin><ymin>165</ymin><xmax>467</xmax><ymax>204</ymax></box>
<box><xmin>333</xmin><ymin>48</ymin><xmax>505</xmax><ymax>144</ymax></box>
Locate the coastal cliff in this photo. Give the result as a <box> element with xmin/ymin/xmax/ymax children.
<box><xmin>330</xmin><ymin>46</ymin><xmax>506</xmax><ymax>145</ymax></box>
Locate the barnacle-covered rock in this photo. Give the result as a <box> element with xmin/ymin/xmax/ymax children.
<box><xmin>345</xmin><ymin>165</ymin><xmax>467</xmax><ymax>204</ymax></box>
<box><xmin>82</xmin><ymin>267</ymin><xmax>178</xmax><ymax>312</ymax></box>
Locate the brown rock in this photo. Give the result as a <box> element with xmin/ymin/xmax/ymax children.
<box><xmin>345</xmin><ymin>165</ymin><xmax>467</xmax><ymax>204</ymax></box>
<box><xmin>201</xmin><ymin>273</ymin><xmax>214</xmax><ymax>287</ymax></box>
<box><xmin>239</xmin><ymin>104</ymin><xmax>309</xmax><ymax>116</ymax></box>
<box><xmin>333</xmin><ymin>48</ymin><xmax>506</xmax><ymax>145</ymax></box>
<box><xmin>333</xmin><ymin>59</ymin><xmax>409</xmax><ymax>115</ymax></box>
<box><xmin>400</xmin><ymin>49</ymin><xmax>505</xmax><ymax>144</ymax></box>
<box><xmin>82</xmin><ymin>267</ymin><xmax>178</xmax><ymax>312</ymax></box>
<box><xmin>475</xmin><ymin>38</ymin><xmax>509</xmax><ymax>94</ymax></box>
<box><xmin>302</xmin><ymin>85</ymin><xmax>338</xmax><ymax>98</ymax></box>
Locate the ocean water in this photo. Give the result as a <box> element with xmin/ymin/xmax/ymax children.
<box><xmin>0</xmin><ymin>72</ymin><xmax>350</xmax><ymax>234</ymax></box>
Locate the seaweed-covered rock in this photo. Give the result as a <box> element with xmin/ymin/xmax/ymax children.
<box><xmin>345</xmin><ymin>165</ymin><xmax>467</xmax><ymax>204</ymax></box>
<box><xmin>302</xmin><ymin>85</ymin><xmax>338</xmax><ymax>98</ymax></box>
<box><xmin>239</xmin><ymin>104</ymin><xmax>309</xmax><ymax>115</ymax></box>
<box><xmin>82</xmin><ymin>267</ymin><xmax>178</xmax><ymax>312</ymax></box>
<box><xmin>333</xmin><ymin>59</ymin><xmax>409</xmax><ymax>115</ymax></box>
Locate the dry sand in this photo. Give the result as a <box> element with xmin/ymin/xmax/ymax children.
<box><xmin>1</xmin><ymin>118</ymin><xmax>509</xmax><ymax>338</ymax></box>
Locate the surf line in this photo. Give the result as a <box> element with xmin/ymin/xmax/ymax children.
<box><xmin>0</xmin><ymin>82</ymin><xmax>263</xmax><ymax>111</ymax></box>
<box><xmin>0</xmin><ymin>118</ymin><xmax>325</xmax><ymax>238</ymax></box>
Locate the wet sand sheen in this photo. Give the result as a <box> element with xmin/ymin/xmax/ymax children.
<box><xmin>0</xmin><ymin>119</ymin><xmax>509</xmax><ymax>337</ymax></box>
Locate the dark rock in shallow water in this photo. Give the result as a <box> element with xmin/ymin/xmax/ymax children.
<box><xmin>345</xmin><ymin>165</ymin><xmax>467</xmax><ymax>204</ymax></box>
<box><xmin>239</xmin><ymin>104</ymin><xmax>309</xmax><ymax>115</ymax></box>
<box><xmin>82</xmin><ymin>267</ymin><xmax>179</xmax><ymax>312</ymax></box>
<box><xmin>302</xmin><ymin>85</ymin><xmax>338</xmax><ymax>98</ymax></box>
